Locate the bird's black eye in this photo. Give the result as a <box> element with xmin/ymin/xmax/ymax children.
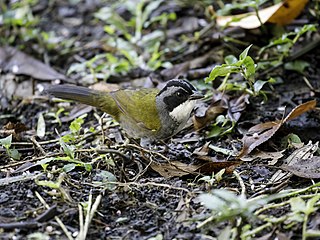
<box><xmin>176</xmin><ymin>92</ymin><xmax>181</xmax><ymax>97</ymax></box>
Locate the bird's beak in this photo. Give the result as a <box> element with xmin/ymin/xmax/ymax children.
<box><xmin>189</xmin><ymin>91</ymin><xmax>204</xmax><ymax>100</ymax></box>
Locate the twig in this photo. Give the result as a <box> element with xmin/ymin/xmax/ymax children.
<box><xmin>11</xmin><ymin>139</ymin><xmax>59</xmax><ymax>146</ymax></box>
<box><xmin>125</xmin><ymin>143</ymin><xmax>171</xmax><ymax>162</ymax></box>
<box><xmin>130</xmin><ymin>155</ymin><xmax>154</xmax><ymax>182</ymax></box>
<box><xmin>102</xmin><ymin>181</ymin><xmax>192</xmax><ymax>194</ymax></box>
<box><xmin>76</xmin><ymin>192</ymin><xmax>102</xmax><ymax>240</ymax></box>
<box><xmin>0</xmin><ymin>153</ymin><xmax>61</xmax><ymax>170</ymax></box>
<box><xmin>78</xmin><ymin>204</ymin><xmax>84</xmax><ymax>238</ymax></box>
<box><xmin>233</xmin><ymin>170</ymin><xmax>246</xmax><ymax>196</ymax></box>
<box><xmin>197</xmin><ymin>215</ymin><xmax>214</xmax><ymax>228</ymax></box>
<box><xmin>35</xmin><ymin>191</ymin><xmax>74</xmax><ymax>240</ymax></box>
<box><xmin>30</xmin><ymin>136</ymin><xmax>46</xmax><ymax>155</ymax></box>
<box><xmin>258</xmin><ymin>36</ymin><xmax>320</xmax><ymax>78</ymax></box>
<box><xmin>0</xmin><ymin>172</ymin><xmax>42</xmax><ymax>186</ymax></box>
<box><xmin>241</xmin><ymin>222</ymin><xmax>273</xmax><ymax>238</ymax></box>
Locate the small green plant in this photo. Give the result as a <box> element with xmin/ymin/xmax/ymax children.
<box><xmin>205</xmin><ymin>45</ymin><xmax>276</xmax><ymax>98</ymax></box>
<box><xmin>206</xmin><ymin>115</ymin><xmax>237</xmax><ymax>138</ymax></box>
<box><xmin>35</xmin><ymin>172</ymin><xmax>73</xmax><ymax>201</ymax></box>
<box><xmin>280</xmin><ymin>133</ymin><xmax>302</xmax><ymax>148</ymax></box>
<box><xmin>205</xmin><ymin>45</ymin><xmax>258</xmax><ymax>94</ymax></box>
<box><xmin>61</xmin><ymin>115</ymin><xmax>86</xmax><ymax>143</ymax></box>
<box><xmin>45</xmin><ymin>115</ymin><xmax>93</xmax><ymax>172</ymax></box>
<box><xmin>68</xmin><ymin>0</ymin><xmax>176</xmax><ymax>81</ymax></box>
<box><xmin>198</xmin><ymin>189</ymin><xmax>272</xmax><ymax>238</ymax></box>
<box><xmin>38</xmin><ymin>156</ymin><xmax>92</xmax><ymax>173</ymax></box>
<box><xmin>46</xmin><ymin>107</ymin><xmax>65</xmax><ymax>126</ymax></box>
<box><xmin>198</xmin><ymin>169</ymin><xmax>225</xmax><ymax>186</ymax></box>
<box><xmin>0</xmin><ymin>0</ymin><xmax>39</xmax><ymax>45</ymax></box>
<box><xmin>57</xmin><ymin>116</ymin><xmax>93</xmax><ymax>171</ymax></box>
<box><xmin>0</xmin><ymin>135</ymin><xmax>21</xmax><ymax>160</ymax></box>
<box><xmin>92</xmin><ymin>170</ymin><xmax>117</xmax><ymax>190</ymax></box>
<box><xmin>258</xmin><ymin>24</ymin><xmax>317</xmax><ymax>71</ymax></box>
<box><xmin>287</xmin><ymin>195</ymin><xmax>320</xmax><ymax>240</ymax></box>
<box><xmin>199</xmin><ymin>189</ymin><xmax>267</xmax><ymax>223</ymax></box>
<box><xmin>0</xmin><ymin>1</ymin><xmax>76</xmax><ymax>55</ymax></box>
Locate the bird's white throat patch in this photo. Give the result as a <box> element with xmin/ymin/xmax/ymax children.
<box><xmin>169</xmin><ymin>99</ymin><xmax>196</xmax><ymax>123</ymax></box>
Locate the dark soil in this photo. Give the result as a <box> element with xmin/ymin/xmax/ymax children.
<box><xmin>1</xmin><ymin>1</ymin><xmax>320</xmax><ymax>240</ymax></box>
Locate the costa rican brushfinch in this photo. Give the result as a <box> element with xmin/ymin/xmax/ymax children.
<box><xmin>47</xmin><ymin>79</ymin><xmax>203</xmax><ymax>142</ymax></box>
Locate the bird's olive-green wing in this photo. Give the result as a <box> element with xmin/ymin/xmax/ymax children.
<box><xmin>110</xmin><ymin>88</ymin><xmax>161</xmax><ymax>131</ymax></box>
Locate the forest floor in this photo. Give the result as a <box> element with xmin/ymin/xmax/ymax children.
<box><xmin>0</xmin><ymin>1</ymin><xmax>320</xmax><ymax>239</ymax></box>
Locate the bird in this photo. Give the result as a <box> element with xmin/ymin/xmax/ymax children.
<box><xmin>47</xmin><ymin>79</ymin><xmax>203</xmax><ymax>143</ymax></box>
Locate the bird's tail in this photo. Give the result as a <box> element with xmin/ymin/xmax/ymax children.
<box><xmin>46</xmin><ymin>85</ymin><xmax>104</xmax><ymax>108</ymax></box>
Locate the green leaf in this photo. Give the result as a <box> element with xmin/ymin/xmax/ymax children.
<box><xmin>254</xmin><ymin>80</ymin><xmax>268</xmax><ymax>93</ymax></box>
<box><xmin>69</xmin><ymin>117</ymin><xmax>85</xmax><ymax>133</ymax></box>
<box><xmin>207</xmin><ymin>125</ymin><xmax>224</xmax><ymax>138</ymax></box>
<box><xmin>141</xmin><ymin>0</ymin><xmax>164</xmax><ymax>27</ymax></box>
<box><xmin>282</xmin><ymin>133</ymin><xmax>302</xmax><ymax>147</ymax></box>
<box><xmin>0</xmin><ymin>135</ymin><xmax>12</xmax><ymax>149</ymax></box>
<box><xmin>198</xmin><ymin>193</ymin><xmax>227</xmax><ymax>210</ymax></box>
<box><xmin>89</xmin><ymin>127</ymin><xmax>96</xmax><ymax>133</ymax></box>
<box><xmin>290</xmin><ymin>197</ymin><xmax>306</xmax><ymax>212</ymax></box>
<box><xmin>242</xmin><ymin>56</ymin><xmax>255</xmax><ymax>78</ymax></box>
<box><xmin>239</xmin><ymin>44</ymin><xmax>252</xmax><ymax>61</ymax></box>
<box><xmin>305</xmin><ymin>195</ymin><xmax>320</xmax><ymax>214</ymax></box>
<box><xmin>206</xmin><ymin>65</ymin><xmax>239</xmax><ymax>82</ymax></box>
<box><xmin>84</xmin><ymin>163</ymin><xmax>92</xmax><ymax>172</ymax></box>
<box><xmin>36</xmin><ymin>179</ymin><xmax>60</xmax><ymax>189</ymax></box>
<box><xmin>95</xmin><ymin>6</ymin><xmax>130</xmax><ymax>37</ymax></box>
<box><xmin>63</xmin><ymin>163</ymin><xmax>76</xmax><ymax>173</ymax></box>
<box><xmin>93</xmin><ymin>170</ymin><xmax>117</xmax><ymax>190</ymax></box>
<box><xmin>295</xmin><ymin>24</ymin><xmax>317</xmax><ymax>37</ymax></box>
<box><xmin>8</xmin><ymin>148</ymin><xmax>21</xmax><ymax>160</ymax></box>
<box><xmin>224</xmin><ymin>55</ymin><xmax>238</xmax><ymax>64</ymax></box>
<box><xmin>41</xmin><ymin>163</ymin><xmax>49</xmax><ymax>171</ymax></box>
<box><xmin>284</xmin><ymin>60</ymin><xmax>310</xmax><ymax>74</ymax></box>
<box><xmin>103</xmin><ymin>25</ymin><xmax>115</xmax><ymax>34</ymax></box>
<box><xmin>59</xmin><ymin>140</ymin><xmax>75</xmax><ymax>159</ymax></box>
<box><xmin>61</xmin><ymin>134</ymin><xmax>76</xmax><ymax>143</ymax></box>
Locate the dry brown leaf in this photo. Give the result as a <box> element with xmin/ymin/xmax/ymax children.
<box><xmin>0</xmin><ymin>122</ymin><xmax>28</xmax><ymax>139</ymax></box>
<box><xmin>238</xmin><ymin>120</ymin><xmax>282</xmax><ymax>158</ymax></box>
<box><xmin>193</xmin><ymin>91</ymin><xmax>227</xmax><ymax>130</ymax></box>
<box><xmin>193</xmin><ymin>92</ymin><xmax>248</xmax><ymax>130</ymax></box>
<box><xmin>193</xmin><ymin>105</ymin><xmax>225</xmax><ymax>130</ymax></box>
<box><xmin>240</xmin><ymin>150</ymin><xmax>284</xmax><ymax>163</ymax></box>
<box><xmin>284</xmin><ymin>99</ymin><xmax>317</xmax><ymax>122</ymax></box>
<box><xmin>228</xmin><ymin>94</ymin><xmax>249</xmax><ymax>122</ymax></box>
<box><xmin>276</xmin><ymin>141</ymin><xmax>320</xmax><ymax>179</ymax></box>
<box><xmin>193</xmin><ymin>142</ymin><xmax>211</xmax><ymax>157</ymax></box>
<box><xmin>0</xmin><ymin>46</ymin><xmax>67</xmax><ymax>81</ymax></box>
<box><xmin>269</xmin><ymin>141</ymin><xmax>318</xmax><ymax>182</ymax></box>
<box><xmin>283</xmin><ymin>141</ymin><xmax>318</xmax><ymax>166</ymax></box>
<box><xmin>238</xmin><ymin>100</ymin><xmax>316</xmax><ymax>158</ymax></box>
<box><xmin>0</xmin><ymin>77</ymin><xmax>34</xmax><ymax>102</ymax></box>
<box><xmin>150</xmin><ymin>161</ymin><xmax>199</xmax><ymax>178</ymax></box>
<box><xmin>150</xmin><ymin>160</ymin><xmax>241</xmax><ymax>178</ymax></box>
<box><xmin>280</xmin><ymin>156</ymin><xmax>320</xmax><ymax>178</ymax></box>
<box><xmin>4</xmin><ymin>122</ymin><xmax>28</xmax><ymax>134</ymax></box>
<box><xmin>216</xmin><ymin>0</ymin><xmax>308</xmax><ymax>29</ymax></box>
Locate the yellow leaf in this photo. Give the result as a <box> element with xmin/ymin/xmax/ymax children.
<box><xmin>216</xmin><ymin>0</ymin><xmax>309</xmax><ymax>29</ymax></box>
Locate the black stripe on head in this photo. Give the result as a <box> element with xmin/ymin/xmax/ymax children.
<box><xmin>158</xmin><ymin>79</ymin><xmax>197</xmax><ymax>112</ymax></box>
<box><xmin>157</xmin><ymin>79</ymin><xmax>196</xmax><ymax>96</ymax></box>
